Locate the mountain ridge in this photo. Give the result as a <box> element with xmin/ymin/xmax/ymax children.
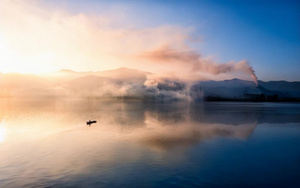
<box><xmin>1</xmin><ymin>67</ymin><xmax>299</xmax><ymax>101</ymax></box>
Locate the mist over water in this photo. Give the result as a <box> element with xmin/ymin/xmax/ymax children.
<box><xmin>0</xmin><ymin>98</ymin><xmax>300</xmax><ymax>187</ymax></box>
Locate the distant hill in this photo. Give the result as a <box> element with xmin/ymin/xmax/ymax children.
<box><xmin>1</xmin><ymin>68</ymin><xmax>299</xmax><ymax>102</ymax></box>
<box><xmin>258</xmin><ymin>80</ymin><xmax>300</xmax><ymax>98</ymax></box>
<box><xmin>196</xmin><ymin>79</ymin><xmax>300</xmax><ymax>101</ymax></box>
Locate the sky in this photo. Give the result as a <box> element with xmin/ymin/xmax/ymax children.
<box><xmin>0</xmin><ymin>0</ymin><xmax>299</xmax><ymax>81</ymax></box>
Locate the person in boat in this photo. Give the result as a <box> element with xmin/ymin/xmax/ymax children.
<box><xmin>87</xmin><ymin>120</ymin><xmax>97</xmax><ymax>126</ymax></box>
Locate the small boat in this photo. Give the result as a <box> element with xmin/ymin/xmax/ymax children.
<box><xmin>87</xmin><ymin>120</ymin><xmax>97</xmax><ymax>126</ymax></box>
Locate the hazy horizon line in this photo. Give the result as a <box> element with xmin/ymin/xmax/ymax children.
<box><xmin>1</xmin><ymin>67</ymin><xmax>299</xmax><ymax>82</ymax></box>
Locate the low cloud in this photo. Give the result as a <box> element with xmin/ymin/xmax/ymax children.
<box><xmin>0</xmin><ymin>66</ymin><xmax>260</xmax><ymax>101</ymax></box>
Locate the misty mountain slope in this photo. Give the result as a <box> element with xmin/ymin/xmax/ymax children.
<box><xmin>258</xmin><ymin>80</ymin><xmax>300</xmax><ymax>98</ymax></box>
<box><xmin>258</xmin><ymin>80</ymin><xmax>300</xmax><ymax>91</ymax></box>
<box><xmin>63</xmin><ymin>73</ymin><xmax>148</xmax><ymax>98</ymax></box>
<box><xmin>193</xmin><ymin>79</ymin><xmax>257</xmax><ymax>99</ymax></box>
<box><xmin>61</xmin><ymin>68</ymin><xmax>188</xmax><ymax>99</ymax></box>
<box><xmin>1</xmin><ymin>68</ymin><xmax>299</xmax><ymax>101</ymax></box>
<box><xmin>49</xmin><ymin>67</ymin><xmax>151</xmax><ymax>83</ymax></box>
<box><xmin>94</xmin><ymin>67</ymin><xmax>151</xmax><ymax>81</ymax></box>
<box><xmin>200</xmin><ymin>87</ymin><xmax>247</xmax><ymax>99</ymax></box>
<box><xmin>199</xmin><ymin>78</ymin><xmax>256</xmax><ymax>88</ymax></box>
<box><xmin>256</xmin><ymin>86</ymin><xmax>290</xmax><ymax>98</ymax></box>
<box><xmin>195</xmin><ymin>79</ymin><xmax>300</xmax><ymax>100</ymax></box>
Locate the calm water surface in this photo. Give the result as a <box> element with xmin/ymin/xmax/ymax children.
<box><xmin>0</xmin><ymin>99</ymin><xmax>299</xmax><ymax>187</ymax></box>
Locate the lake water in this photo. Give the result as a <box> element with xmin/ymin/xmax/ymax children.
<box><xmin>0</xmin><ymin>99</ymin><xmax>300</xmax><ymax>187</ymax></box>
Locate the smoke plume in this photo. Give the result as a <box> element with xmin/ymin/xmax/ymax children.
<box><xmin>139</xmin><ymin>45</ymin><xmax>258</xmax><ymax>85</ymax></box>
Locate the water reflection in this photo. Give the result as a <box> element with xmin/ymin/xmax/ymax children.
<box><xmin>0</xmin><ymin>98</ymin><xmax>300</xmax><ymax>187</ymax></box>
<box><xmin>0</xmin><ymin>99</ymin><xmax>263</xmax><ymax>144</ymax></box>
<box><xmin>139</xmin><ymin>111</ymin><xmax>256</xmax><ymax>151</ymax></box>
